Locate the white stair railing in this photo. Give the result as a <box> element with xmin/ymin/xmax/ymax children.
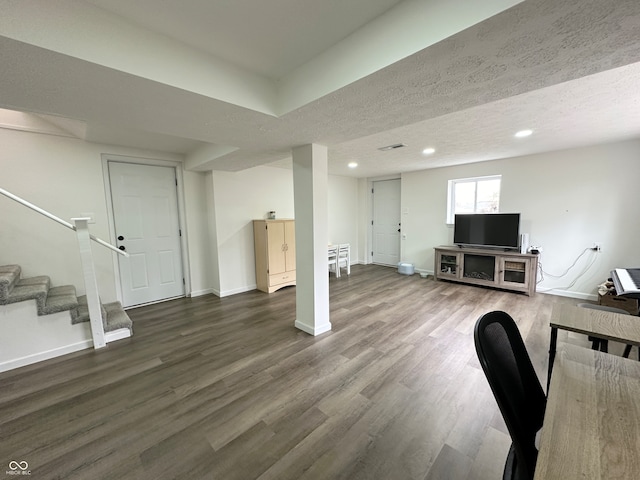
<box><xmin>72</xmin><ymin>218</ymin><xmax>106</xmax><ymax>348</ymax></box>
<box><xmin>0</xmin><ymin>187</ymin><xmax>127</xmax><ymax>349</ymax></box>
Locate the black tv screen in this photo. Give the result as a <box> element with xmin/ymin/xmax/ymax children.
<box><xmin>454</xmin><ymin>213</ymin><xmax>520</xmax><ymax>249</ymax></box>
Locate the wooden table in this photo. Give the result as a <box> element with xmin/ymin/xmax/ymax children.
<box><xmin>534</xmin><ymin>343</ymin><xmax>640</xmax><ymax>479</ymax></box>
<box><xmin>547</xmin><ymin>303</ymin><xmax>640</xmax><ymax>390</ymax></box>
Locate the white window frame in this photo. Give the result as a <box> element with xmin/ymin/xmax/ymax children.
<box><xmin>446</xmin><ymin>174</ymin><xmax>502</xmax><ymax>224</ymax></box>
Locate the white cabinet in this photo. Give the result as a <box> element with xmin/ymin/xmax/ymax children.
<box><xmin>253</xmin><ymin>219</ymin><xmax>296</xmax><ymax>293</ymax></box>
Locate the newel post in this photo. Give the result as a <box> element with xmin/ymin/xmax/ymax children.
<box><xmin>72</xmin><ymin>218</ymin><xmax>106</xmax><ymax>349</ymax></box>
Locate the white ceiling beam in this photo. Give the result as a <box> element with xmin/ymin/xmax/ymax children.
<box><xmin>277</xmin><ymin>0</ymin><xmax>523</xmax><ymax>114</ymax></box>
<box><xmin>0</xmin><ymin>0</ymin><xmax>278</xmax><ymax>116</ymax></box>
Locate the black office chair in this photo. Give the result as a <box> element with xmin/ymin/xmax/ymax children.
<box><xmin>474</xmin><ymin>311</ymin><xmax>546</xmax><ymax>480</ymax></box>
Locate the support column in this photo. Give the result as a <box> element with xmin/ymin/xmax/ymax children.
<box><xmin>292</xmin><ymin>144</ymin><xmax>331</xmax><ymax>336</ymax></box>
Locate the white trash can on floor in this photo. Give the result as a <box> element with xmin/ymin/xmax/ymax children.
<box><xmin>397</xmin><ymin>262</ymin><xmax>415</xmax><ymax>275</ymax></box>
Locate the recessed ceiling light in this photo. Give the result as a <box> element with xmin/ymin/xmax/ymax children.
<box><xmin>515</xmin><ymin>129</ymin><xmax>533</xmax><ymax>138</ymax></box>
<box><xmin>348</xmin><ymin>162</ymin><xmax>358</xmax><ymax>168</ymax></box>
<box><xmin>422</xmin><ymin>147</ymin><xmax>436</xmax><ymax>155</ymax></box>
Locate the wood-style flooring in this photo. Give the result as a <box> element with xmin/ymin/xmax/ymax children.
<box><xmin>0</xmin><ymin>265</ymin><xmax>605</xmax><ymax>479</ymax></box>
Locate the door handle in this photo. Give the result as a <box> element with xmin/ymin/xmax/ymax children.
<box><xmin>118</xmin><ymin>235</ymin><xmax>125</xmax><ymax>241</ymax></box>
<box><xmin>397</xmin><ymin>228</ymin><xmax>401</xmax><ymax>232</ymax></box>
<box><xmin>119</xmin><ymin>246</ymin><xmax>126</xmax><ymax>251</ymax></box>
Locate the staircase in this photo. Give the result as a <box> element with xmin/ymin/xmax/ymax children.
<box><xmin>0</xmin><ymin>264</ymin><xmax>132</xmax><ymax>372</ymax></box>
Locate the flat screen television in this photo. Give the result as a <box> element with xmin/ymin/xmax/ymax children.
<box><xmin>453</xmin><ymin>213</ymin><xmax>520</xmax><ymax>250</ymax></box>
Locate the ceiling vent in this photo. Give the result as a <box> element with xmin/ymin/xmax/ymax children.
<box><xmin>378</xmin><ymin>143</ymin><xmax>406</xmax><ymax>151</ymax></box>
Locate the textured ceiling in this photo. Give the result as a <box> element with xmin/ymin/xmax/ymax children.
<box><xmin>1</xmin><ymin>0</ymin><xmax>639</xmax><ymax>178</ymax></box>
<box><xmin>326</xmin><ymin>62</ymin><xmax>640</xmax><ymax>177</ymax></box>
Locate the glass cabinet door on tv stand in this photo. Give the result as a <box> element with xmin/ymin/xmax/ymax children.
<box><xmin>435</xmin><ymin>250</ymin><xmax>461</xmax><ymax>279</ymax></box>
<box><xmin>499</xmin><ymin>257</ymin><xmax>532</xmax><ymax>292</ymax></box>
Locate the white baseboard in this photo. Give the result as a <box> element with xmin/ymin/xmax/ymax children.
<box><xmin>190</xmin><ymin>288</ymin><xmax>215</xmax><ymax>298</ymax></box>
<box><xmin>105</xmin><ymin>328</ymin><xmax>131</xmax><ymax>343</ymax></box>
<box><xmin>0</xmin><ymin>340</ymin><xmax>93</xmax><ymax>373</ymax></box>
<box><xmin>295</xmin><ymin>319</ymin><xmax>332</xmax><ymax>336</ymax></box>
<box><xmin>219</xmin><ymin>284</ymin><xmax>257</xmax><ymax>298</ymax></box>
<box><xmin>538</xmin><ymin>289</ymin><xmax>597</xmax><ymax>301</ymax></box>
<box><xmin>193</xmin><ymin>284</ymin><xmax>257</xmax><ymax>298</ymax></box>
<box><xmin>0</xmin><ymin>330</ymin><xmax>132</xmax><ymax>373</ymax></box>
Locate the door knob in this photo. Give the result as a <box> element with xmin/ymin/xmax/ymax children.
<box><xmin>118</xmin><ymin>235</ymin><xmax>125</xmax><ymax>241</ymax></box>
<box><xmin>119</xmin><ymin>246</ymin><xmax>126</xmax><ymax>251</ymax></box>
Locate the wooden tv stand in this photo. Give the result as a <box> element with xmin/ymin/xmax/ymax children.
<box><xmin>434</xmin><ymin>246</ymin><xmax>538</xmax><ymax>296</ymax></box>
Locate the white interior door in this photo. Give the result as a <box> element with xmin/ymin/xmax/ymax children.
<box><xmin>372</xmin><ymin>179</ymin><xmax>401</xmax><ymax>266</ymax></box>
<box><xmin>108</xmin><ymin>162</ymin><xmax>185</xmax><ymax>307</ymax></box>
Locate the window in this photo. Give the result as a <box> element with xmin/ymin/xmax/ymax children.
<box><xmin>447</xmin><ymin>175</ymin><xmax>501</xmax><ymax>223</ymax></box>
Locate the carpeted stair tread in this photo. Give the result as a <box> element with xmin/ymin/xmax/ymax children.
<box><xmin>0</xmin><ymin>264</ymin><xmax>21</xmax><ymax>302</ymax></box>
<box><xmin>73</xmin><ymin>295</ymin><xmax>107</xmax><ymax>325</ymax></box>
<box><xmin>6</xmin><ymin>276</ymin><xmax>51</xmax><ymax>312</ymax></box>
<box><xmin>1</xmin><ymin>264</ymin><xmax>133</xmax><ymax>340</ymax></box>
<box><xmin>44</xmin><ymin>285</ymin><xmax>79</xmax><ymax>315</ymax></box>
<box><xmin>73</xmin><ymin>295</ymin><xmax>90</xmax><ymax>324</ymax></box>
<box><xmin>75</xmin><ymin>296</ymin><xmax>133</xmax><ymax>333</ymax></box>
<box><xmin>104</xmin><ymin>301</ymin><xmax>133</xmax><ymax>332</ymax></box>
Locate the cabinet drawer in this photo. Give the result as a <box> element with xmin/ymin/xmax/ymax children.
<box><xmin>269</xmin><ymin>270</ymin><xmax>296</xmax><ymax>286</ymax></box>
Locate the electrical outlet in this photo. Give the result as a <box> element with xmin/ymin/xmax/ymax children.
<box><xmin>592</xmin><ymin>242</ymin><xmax>601</xmax><ymax>252</ymax></box>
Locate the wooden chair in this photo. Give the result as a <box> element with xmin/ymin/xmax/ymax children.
<box><xmin>474</xmin><ymin>311</ymin><xmax>546</xmax><ymax>480</ymax></box>
<box><xmin>328</xmin><ymin>245</ymin><xmax>339</xmax><ymax>277</ymax></box>
<box><xmin>337</xmin><ymin>244</ymin><xmax>350</xmax><ymax>276</ymax></box>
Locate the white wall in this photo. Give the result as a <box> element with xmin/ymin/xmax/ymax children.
<box><xmin>401</xmin><ymin>139</ymin><xmax>640</xmax><ymax>298</ymax></box>
<box><xmin>328</xmin><ymin>174</ymin><xmax>359</xmax><ymax>249</ymax></box>
<box><xmin>7</xmin><ymin>125</ymin><xmax>632</xmax><ymax>303</ymax></box>
<box><xmin>209</xmin><ymin>165</ymin><xmax>360</xmax><ymax>296</ymax></box>
<box><xmin>210</xmin><ymin>166</ymin><xmax>295</xmax><ymax>296</ymax></box>
<box><xmin>183</xmin><ymin>170</ymin><xmax>214</xmax><ymax>296</ymax></box>
<box><xmin>357</xmin><ymin>178</ymin><xmax>371</xmax><ymax>265</ymax></box>
<box><xmin>0</xmin><ymin>128</ymin><xmax>211</xmax><ymax>302</ymax></box>
<box><xmin>0</xmin><ymin>128</ymin><xmax>361</xmax><ymax>302</ymax></box>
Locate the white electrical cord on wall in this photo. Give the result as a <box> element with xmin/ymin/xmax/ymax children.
<box><xmin>536</xmin><ymin>247</ymin><xmax>598</xmax><ymax>292</ymax></box>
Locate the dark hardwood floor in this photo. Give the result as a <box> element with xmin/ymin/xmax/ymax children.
<box><xmin>0</xmin><ymin>264</ymin><xmax>601</xmax><ymax>479</ymax></box>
